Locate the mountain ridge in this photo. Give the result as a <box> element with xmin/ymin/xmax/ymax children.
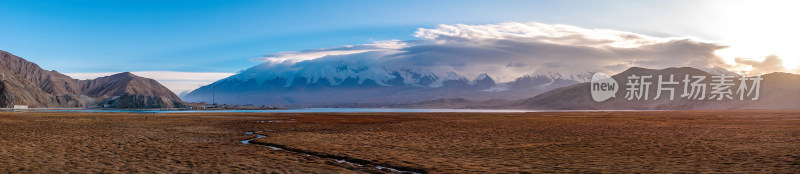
<box><xmin>513</xmin><ymin>67</ymin><xmax>800</xmax><ymax>110</ymax></box>
<box><xmin>0</xmin><ymin>50</ymin><xmax>182</xmax><ymax>108</ymax></box>
<box><xmin>184</xmin><ymin>66</ymin><xmax>591</xmax><ymax>106</ymax></box>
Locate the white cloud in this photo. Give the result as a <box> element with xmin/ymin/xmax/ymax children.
<box><xmin>249</xmin><ymin>39</ymin><xmax>408</xmax><ymax>63</ymax></box>
<box><xmin>66</xmin><ymin>71</ymin><xmax>234</xmax><ymax>94</ymax></box>
<box><xmin>734</xmin><ymin>55</ymin><xmax>786</xmax><ymax>75</ymax></box>
<box><xmin>414</xmin><ymin>22</ymin><xmax>677</xmax><ymax>48</ymax></box>
<box><xmin>232</xmin><ymin>22</ymin><xmax>731</xmax><ymax>85</ymax></box>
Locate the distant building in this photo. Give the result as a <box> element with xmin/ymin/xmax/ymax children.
<box><xmin>13</xmin><ymin>105</ymin><xmax>28</xmax><ymax>109</ymax></box>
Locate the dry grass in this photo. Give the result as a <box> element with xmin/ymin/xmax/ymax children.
<box><xmin>0</xmin><ymin>112</ymin><xmax>347</xmax><ymax>173</ymax></box>
<box><xmin>252</xmin><ymin>111</ymin><xmax>800</xmax><ymax>173</ymax></box>
<box><xmin>0</xmin><ymin>111</ymin><xmax>798</xmax><ymax>173</ymax></box>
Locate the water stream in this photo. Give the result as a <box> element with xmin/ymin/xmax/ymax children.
<box><xmin>241</xmin><ymin>131</ymin><xmax>423</xmax><ymax>173</ymax></box>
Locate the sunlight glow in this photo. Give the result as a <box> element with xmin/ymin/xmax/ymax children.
<box><xmin>704</xmin><ymin>0</ymin><xmax>800</xmax><ymax>71</ymax></box>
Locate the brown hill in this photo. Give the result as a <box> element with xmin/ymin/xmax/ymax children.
<box><xmin>515</xmin><ymin>67</ymin><xmax>800</xmax><ymax>110</ymax></box>
<box><xmin>0</xmin><ymin>50</ymin><xmax>182</xmax><ymax>108</ymax></box>
<box><xmin>0</xmin><ymin>51</ymin><xmax>84</xmax><ymax>96</ymax></box>
<box><xmin>0</xmin><ymin>51</ymin><xmax>79</xmax><ymax>107</ymax></box>
<box><xmin>82</xmin><ymin>72</ymin><xmax>180</xmax><ymax>101</ymax></box>
<box><xmin>0</xmin><ymin>75</ymin><xmax>53</xmax><ymax>108</ymax></box>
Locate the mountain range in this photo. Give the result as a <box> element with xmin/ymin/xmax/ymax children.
<box><xmin>0</xmin><ymin>50</ymin><xmax>182</xmax><ymax>108</ymax></box>
<box><xmin>514</xmin><ymin>67</ymin><xmax>800</xmax><ymax>110</ymax></box>
<box><xmin>182</xmin><ymin>63</ymin><xmax>592</xmax><ymax>106</ymax></box>
<box><xmin>184</xmin><ymin>61</ymin><xmax>800</xmax><ymax>110</ymax></box>
<box><xmin>400</xmin><ymin>67</ymin><xmax>800</xmax><ymax>110</ymax></box>
<box><xmin>7</xmin><ymin>47</ymin><xmax>796</xmax><ymax>110</ymax></box>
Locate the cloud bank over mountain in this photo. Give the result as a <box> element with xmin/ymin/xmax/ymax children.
<box><xmin>245</xmin><ymin>22</ymin><xmax>731</xmax><ymax>83</ymax></box>
<box><xmin>735</xmin><ymin>55</ymin><xmax>787</xmax><ymax>75</ymax></box>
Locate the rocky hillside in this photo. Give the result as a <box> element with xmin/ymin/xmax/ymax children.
<box><xmin>0</xmin><ymin>50</ymin><xmax>183</xmax><ymax>108</ymax></box>
<box><xmin>0</xmin><ymin>76</ymin><xmax>53</xmax><ymax>108</ymax></box>
<box><xmin>82</xmin><ymin>72</ymin><xmax>180</xmax><ymax>101</ymax></box>
<box><xmin>0</xmin><ymin>50</ymin><xmax>84</xmax><ymax>96</ymax></box>
<box><xmin>99</xmin><ymin>93</ymin><xmax>185</xmax><ymax>108</ymax></box>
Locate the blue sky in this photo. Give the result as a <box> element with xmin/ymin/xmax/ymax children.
<box><xmin>1</xmin><ymin>0</ymin><xmax>797</xmax><ymax>93</ymax></box>
<box><xmin>1</xmin><ymin>0</ymin><xmax>694</xmax><ymax>73</ymax></box>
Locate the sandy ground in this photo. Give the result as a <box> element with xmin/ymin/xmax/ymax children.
<box><xmin>0</xmin><ymin>111</ymin><xmax>798</xmax><ymax>173</ymax></box>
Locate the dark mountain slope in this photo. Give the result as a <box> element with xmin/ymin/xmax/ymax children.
<box><xmin>515</xmin><ymin>67</ymin><xmax>800</xmax><ymax>110</ymax></box>
<box><xmin>0</xmin><ymin>50</ymin><xmax>182</xmax><ymax>108</ymax></box>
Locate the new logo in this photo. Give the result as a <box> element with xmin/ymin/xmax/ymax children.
<box><xmin>590</xmin><ymin>72</ymin><xmax>618</xmax><ymax>102</ymax></box>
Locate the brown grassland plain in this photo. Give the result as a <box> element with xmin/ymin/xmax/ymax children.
<box><xmin>0</xmin><ymin>111</ymin><xmax>798</xmax><ymax>173</ymax></box>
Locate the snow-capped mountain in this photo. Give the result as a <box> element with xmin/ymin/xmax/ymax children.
<box><xmin>182</xmin><ymin>61</ymin><xmax>591</xmax><ymax>106</ymax></box>
<box><xmin>510</xmin><ymin>72</ymin><xmax>592</xmax><ymax>90</ymax></box>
